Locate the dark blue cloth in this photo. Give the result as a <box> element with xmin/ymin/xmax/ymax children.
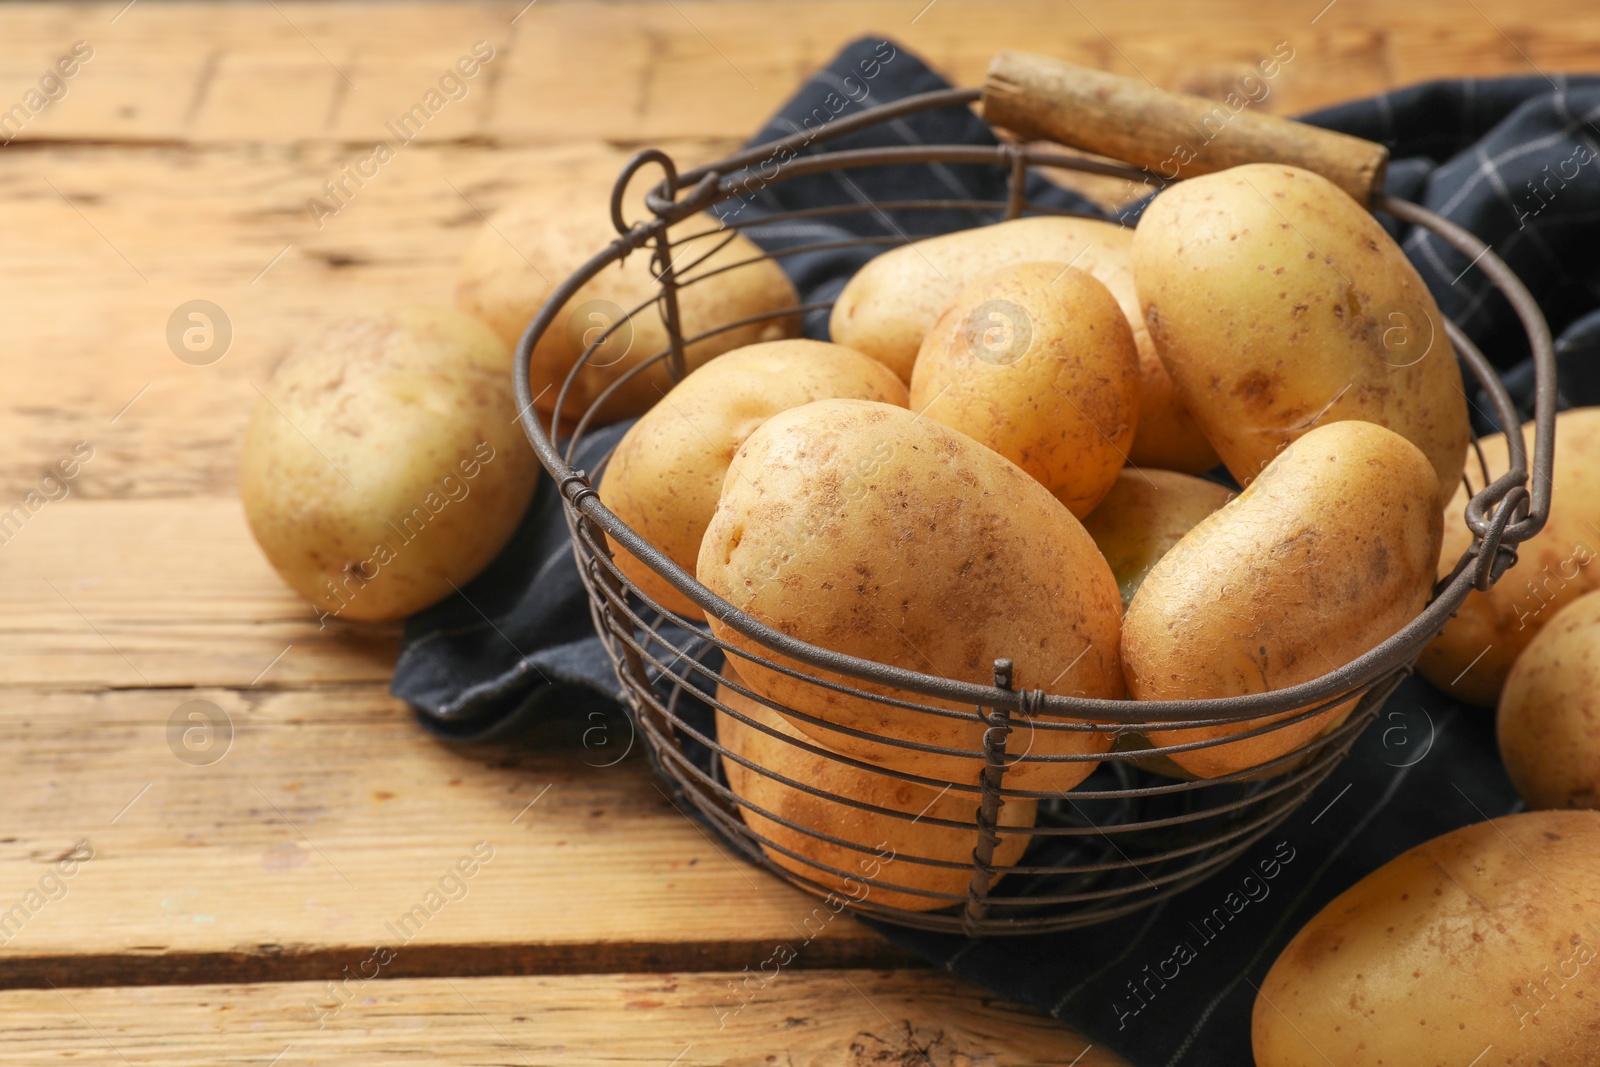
<box><xmin>394</xmin><ymin>40</ymin><xmax>1600</xmax><ymax>1066</ymax></box>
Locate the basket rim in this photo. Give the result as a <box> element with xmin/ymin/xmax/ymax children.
<box><xmin>512</xmin><ymin>86</ymin><xmax>1558</xmax><ymax>726</ymax></box>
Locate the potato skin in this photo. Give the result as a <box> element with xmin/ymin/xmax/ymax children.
<box><xmin>1133</xmin><ymin>163</ymin><xmax>1469</xmax><ymax>505</ymax></box>
<box><xmin>716</xmin><ymin>678</ymin><xmax>1035</xmax><ymax>911</ymax></box>
<box><xmin>1081</xmin><ymin>468</ymin><xmax>1235</xmax><ymax>609</ymax></box>
<box><xmin>598</xmin><ymin>341</ymin><xmax>906</xmax><ymax>620</ymax></box>
<box><xmin>1419</xmin><ymin>408</ymin><xmax>1600</xmax><ymax>706</ymax></box>
<box><xmin>456</xmin><ymin>191</ymin><xmax>799</xmax><ymax>426</ymax></box>
<box><xmin>697</xmin><ymin>398</ymin><xmax>1121</xmax><ymax>789</ymax></box>
<box><xmin>829</xmin><ymin>216</ymin><xmax>1220</xmax><ymax>471</ymax></box>
<box><xmin>1498</xmin><ymin>588</ymin><xmax>1600</xmax><ymax>809</ymax></box>
<box><xmin>909</xmin><ymin>263</ymin><xmax>1140</xmax><ymax>517</ymax></box>
<box><xmin>1125</xmin><ymin>420</ymin><xmax>1442</xmax><ymax>777</ymax></box>
<box><xmin>1254</xmin><ymin>810</ymin><xmax>1600</xmax><ymax>1067</ymax></box>
<box><xmin>239</xmin><ymin>307</ymin><xmax>539</xmax><ymax>621</ymax></box>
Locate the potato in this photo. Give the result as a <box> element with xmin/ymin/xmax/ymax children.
<box><xmin>1081</xmin><ymin>468</ymin><xmax>1235</xmax><ymax>608</ymax></box>
<box><xmin>829</xmin><ymin>216</ymin><xmax>1220</xmax><ymax>472</ymax></box>
<box><xmin>1498</xmin><ymin>588</ymin><xmax>1600</xmax><ymax>809</ymax></box>
<box><xmin>1419</xmin><ymin>408</ymin><xmax>1600</xmax><ymax>706</ymax></box>
<box><xmin>716</xmin><ymin>676</ymin><xmax>1035</xmax><ymax>911</ymax></box>
<box><xmin>1133</xmin><ymin>163</ymin><xmax>1470</xmax><ymax>505</ymax></box>
<box><xmin>697</xmin><ymin>398</ymin><xmax>1121</xmax><ymax>789</ymax></box>
<box><xmin>1254</xmin><ymin>810</ymin><xmax>1600</xmax><ymax>1067</ymax></box>
<box><xmin>240</xmin><ymin>307</ymin><xmax>539</xmax><ymax>621</ymax></box>
<box><xmin>1124</xmin><ymin>421</ymin><xmax>1442</xmax><ymax>778</ymax></box>
<box><xmin>598</xmin><ymin>340</ymin><xmax>906</xmax><ymax>620</ymax></box>
<box><xmin>456</xmin><ymin>188</ymin><xmax>799</xmax><ymax>426</ymax></box>
<box><xmin>909</xmin><ymin>263</ymin><xmax>1140</xmax><ymax>516</ymax></box>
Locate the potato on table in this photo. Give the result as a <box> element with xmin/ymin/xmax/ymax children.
<box><xmin>716</xmin><ymin>676</ymin><xmax>1035</xmax><ymax>911</ymax></box>
<box><xmin>240</xmin><ymin>306</ymin><xmax>539</xmax><ymax>622</ymax></box>
<box><xmin>598</xmin><ymin>340</ymin><xmax>906</xmax><ymax>621</ymax></box>
<box><xmin>909</xmin><ymin>262</ymin><xmax>1140</xmax><ymax>517</ymax></box>
<box><xmin>697</xmin><ymin>398</ymin><xmax>1122</xmax><ymax>790</ymax></box>
<box><xmin>1133</xmin><ymin>163</ymin><xmax>1470</xmax><ymax>505</ymax></box>
<box><xmin>1124</xmin><ymin>420</ymin><xmax>1442</xmax><ymax>778</ymax></box>
<box><xmin>1419</xmin><ymin>407</ymin><xmax>1600</xmax><ymax>706</ymax></box>
<box><xmin>1254</xmin><ymin>810</ymin><xmax>1600</xmax><ymax>1067</ymax></box>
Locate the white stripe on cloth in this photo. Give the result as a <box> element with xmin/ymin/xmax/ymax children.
<box><xmin>1417</xmin><ymin>93</ymin><xmax>1600</xmax><ymax>224</ymax></box>
<box><xmin>1452</xmin><ymin>204</ymin><xmax>1600</xmax><ymax>327</ymax></box>
<box><xmin>811</xmin><ymin>70</ymin><xmax>982</xmax><ymax>203</ymax></box>
<box><xmin>813</xmin><ymin>69</ymin><xmax>977</xmax><ymax>193</ymax></box>
<box><xmin>1373</xmin><ymin>89</ymin><xmax>1396</xmax><ymax>145</ymax></box>
<box><xmin>885</xmin><ymin>115</ymin><xmax>976</xmax><ymax>202</ymax></box>
<box><xmin>761</xmin><ymin>114</ymin><xmax>913</xmax><ymax>239</ymax></box>
<box><xmin>1050</xmin><ymin>898</ymin><xmax>1175</xmax><ymax>1016</ymax></box>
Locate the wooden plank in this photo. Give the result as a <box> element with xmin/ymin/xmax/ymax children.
<box><xmin>0</xmin><ymin>970</ymin><xmax>1127</xmax><ymax>1066</ymax></box>
<box><xmin>0</xmin><ymin>498</ymin><xmax>906</xmax><ymax>983</ymax></box>
<box><xmin>0</xmin><ymin>0</ymin><xmax>1589</xmax><ymax>145</ymax></box>
<box><xmin>0</xmin><ymin>681</ymin><xmax>914</xmax><ymax>990</ymax></box>
<box><xmin>0</xmin><ymin>497</ymin><xmax>395</xmax><ymax>687</ymax></box>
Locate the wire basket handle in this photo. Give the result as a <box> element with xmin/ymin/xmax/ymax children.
<box><xmin>981</xmin><ymin>50</ymin><xmax>1390</xmax><ymax>205</ymax></box>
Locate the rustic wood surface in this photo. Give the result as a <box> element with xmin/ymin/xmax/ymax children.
<box><xmin>0</xmin><ymin>971</ymin><xmax>1121</xmax><ymax>1066</ymax></box>
<box><xmin>0</xmin><ymin>0</ymin><xmax>1590</xmax><ymax>1062</ymax></box>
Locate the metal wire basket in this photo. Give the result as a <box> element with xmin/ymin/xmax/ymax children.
<box><xmin>513</xmin><ymin>83</ymin><xmax>1557</xmax><ymax>935</ymax></box>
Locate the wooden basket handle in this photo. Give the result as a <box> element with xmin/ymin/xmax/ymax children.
<box><xmin>981</xmin><ymin>50</ymin><xmax>1389</xmax><ymax>205</ymax></box>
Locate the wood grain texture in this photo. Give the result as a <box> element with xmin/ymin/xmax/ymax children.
<box><xmin>0</xmin><ymin>677</ymin><xmax>913</xmax><ymax>989</ymax></box>
<box><xmin>0</xmin><ymin>0</ymin><xmax>1591</xmax><ymax>146</ymax></box>
<box><xmin>0</xmin><ymin>141</ymin><xmax>719</xmax><ymax>502</ymax></box>
<box><xmin>0</xmin><ymin>498</ymin><xmax>396</xmax><ymax>687</ymax></box>
<box><xmin>0</xmin><ymin>970</ymin><xmax>1126</xmax><ymax>1066</ymax></box>
<box><xmin>0</xmin><ymin>0</ymin><xmax>1592</xmax><ymax>500</ymax></box>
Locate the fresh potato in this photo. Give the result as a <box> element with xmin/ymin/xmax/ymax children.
<box><xmin>240</xmin><ymin>307</ymin><xmax>539</xmax><ymax>622</ymax></box>
<box><xmin>1081</xmin><ymin>468</ymin><xmax>1235</xmax><ymax>608</ymax></box>
<box><xmin>1498</xmin><ymin>588</ymin><xmax>1600</xmax><ymax>809</ymax></box>
<box><xmin>1124</xmin><ymin>421</ymin><xmax>1442</xmax><ymax>778</ymax></box>
<box><xmin>456</xmin><ymin>188</ymin><xmax>799</xmax><ymax>426</ymax></box>
<box><xmin>716</xmin><ymin>676</ymin><xmax>1035</xmax><ymax>911</ymax></box>
<box><xmin>599</xmin><ymin>340</ymin><xmax>906</xmax><ymax>620</ymax></box>
<box><xmin>1254</xmin><ymin>810</ymin><xmax>1600</xmax><ymax>1067</ymax></box>
<box><xmin>829</xmin><ymin>216</ymin><xmax>1220</xmax><ymax>472</ymax></box>
<box><xmin>1133</xmin><ymin>163</ymin><xmax>1470</xmax><ymax>505</ymax></box>
<box><xmin>1419</xmin><ymin>408</ymin><xmax>1600</xmax><ymax>706</ymax></box>
<box><xmin>909</xmin><ymin>262</ymin><xmax>1140</xmax><ymax>517</ymax></box>
<box><xmin>697</xmin><ymin>398</ymin><xmax>1121</xmax><ymax>789</ymax></box>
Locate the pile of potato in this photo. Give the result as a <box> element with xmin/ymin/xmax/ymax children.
<box><xmin>588</xmin><ymin>162</ymin><xmax>1475</xmax><ymax>904</ymax></box>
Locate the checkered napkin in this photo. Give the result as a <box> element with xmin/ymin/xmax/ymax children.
<box><xmin>392</xmin><ymin>38</ymin><xmax>1600</xmax><ymax>1066</ymax></box>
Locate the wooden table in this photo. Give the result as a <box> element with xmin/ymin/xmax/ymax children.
<box><xmin>0</xmin><ymin>2</ymin><xmax>1589</xmax><ymax>1062</ymax></box>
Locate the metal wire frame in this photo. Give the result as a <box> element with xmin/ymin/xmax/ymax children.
<box><xmin>512</xmin><ymin>87</ymin><xmax>1558</xmax><ymax>934</ymax></box>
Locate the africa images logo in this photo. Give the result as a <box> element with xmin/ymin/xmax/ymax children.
<box><xmin>306</xmin><ymin>42</ymin><xmax>497</xmax><ymax>229</ymax></box>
